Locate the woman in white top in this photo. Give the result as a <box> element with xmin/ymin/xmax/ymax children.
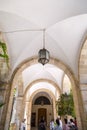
<box><xmin>21</xmin><ymin>119</ymin><xmax>26</xmax><ymax>130</ymax></box>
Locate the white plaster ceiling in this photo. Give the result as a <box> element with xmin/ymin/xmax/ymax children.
<box><xmin>0</xmin><ymin>0</ymin><xmax>87</xmax><ymax>88</ymax></box>
<box><xmin>22</xmin><ymin>64</ymin><xmax>64</xmax><ymax>89</ymax></box>
<box><xmin>29</xmin><ymin>82</ymin><xmax>56</xmax><ymax>97</ymax></box>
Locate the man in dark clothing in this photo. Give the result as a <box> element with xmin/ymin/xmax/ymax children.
<box><xmin>39</xmin><ymin>119</ymin><xmax>46</xmax><ymax>130</ymax></box>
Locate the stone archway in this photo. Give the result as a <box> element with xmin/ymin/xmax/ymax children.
<box><xmin>79</xmin><ymin>37</ymin><xmax>87</xmax><ymax>128</ymax></box>
<box><xmin>24</xmin><ymin>87</ymin><xmax>57</xmax><ymax>130</ymax></box>
<box><xmin>5</xmin><ymin>57</ymin><xmax>84</xmax><ymax>130</ymax></box>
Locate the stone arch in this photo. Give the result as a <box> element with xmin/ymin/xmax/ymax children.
<box><xmin>33</xmin><ymin>92</ymin><xmax>52</xmax><ymax>105</ymax></box>
<box><xmin>79</xmin><ymin>37</ymin><xmax>87</xmax><ymax>83</ymax></box>
<box><xmin>60</xmin><ymin>72</ymin><xmax>65</xmax><ymax>93</ymax></box>
<box><xmin>79</xmin><ymin>34</ymin><xmax>87</xmax><ymax>128</ymax></box>
<box><xmin>62</xmin><ymin>74</ymin><xmax>72</xmax><ymax>94</ymax></box>
<box><xmin>28</xmin><ymin>88</ymin><xmax>56</xmax><ymax>102</ymax></box>
<box><xmin>24</xmin><ymin>88</ymin><xmax>57</xmax><ymax>129</ymax></box>
<box><xmin>23</xmin><ymin>79</ymin><xmax>60</xmax><ymax>129</ymax></box>
<box><xmin>5</xmin><ymin>57</ymin><xmax>84</xmax><ymax>130</ymax></box>
<box><xmin>24</xmin><ymin>79</ymin><xmax>61</xmax><ymax>97</ymax></box>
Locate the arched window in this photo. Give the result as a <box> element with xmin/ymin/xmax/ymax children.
<box><xmin>34</xmin><ymin>96</ymin><xmax>51</xmax><ymax>105</ymax></box>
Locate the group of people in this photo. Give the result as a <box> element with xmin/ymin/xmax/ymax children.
<box><xmin>18</xmin><ymin>117</ymin><xmax>78</xmax><ymax>130</ymax></box>
<box><xmin>50</xmin><ymin>117</ymin><xmax>78</xmax><ymax>130</ymax></box>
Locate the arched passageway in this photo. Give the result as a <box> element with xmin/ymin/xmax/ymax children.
<box><xmin>23</xmin><ymin>81</ymin><xmax>59</xmax><ymax>130</ymax></box>
<box><xmin>0</xmin><ymin>1</ymin><xmax>87</xmax><ymax>130</ymax></box>
<box><xmin>4</xmin><ymin>58</ymin><xmax>85</xmax><ymax>130</ymax></box>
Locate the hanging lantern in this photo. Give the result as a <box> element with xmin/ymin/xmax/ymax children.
<box><xmin>38</xmin><ymin>48</ymin><xmax>50</xmax><ymax>65</ymax></box>
<box><xmin>38</xmin><ymin>29</ymin><xmax>50</xmax><ymax>65</ymax></box>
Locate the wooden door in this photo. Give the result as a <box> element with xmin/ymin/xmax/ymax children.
<box><xmin>38</xmin><ymin>108</ymin><xmax>47</xmax><ymax>125</ymax></box>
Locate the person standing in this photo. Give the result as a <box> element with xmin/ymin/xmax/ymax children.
<box><xmin>39</xmin><ymin>119</ymin><xmax>46</xmax><ymax>130</ymax></box>
<box><xmin>63</xmin><ymin>118</ymin><xmax>70</xmax><ymax>130</ymax></box>
<box><xmin>50</xmin><ymin>119</ymin><xmax>54</xmax><ymax>130</ymax></box>
<box><xmin>20</xmin><ymin>119</ymin><xmax>26</xmax><ymax>130</ymax></box>
<box><xmin>54</xmin><ymin>118</ymin><xmax>62</xmax><ymax>130</ymax></box>
<box><xmin>59</xmin><ymin>117</ymin><xmax>63</xmax><ymax>129</ymax></box>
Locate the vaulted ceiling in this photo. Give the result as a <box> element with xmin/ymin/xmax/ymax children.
<box><xmin>0</xmin><ymin>0</ymin><xmax>87</xmax><ymax>91</ymax></box>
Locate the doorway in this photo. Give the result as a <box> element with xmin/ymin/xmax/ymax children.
<box><xmin>38</xmin><ymin>108</ymin><xmax>47</xmax><ymax>125</ymax></box>
<box><xmin>31</xmin><ymin>112</ymin><xmax>36</xmax><ymax>126</ymax></box>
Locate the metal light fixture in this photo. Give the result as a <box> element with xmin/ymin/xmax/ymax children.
<box><xmin>38</xmin><ymin>29</ymin><xmax>50</xmax><ymax>65</ymax></box>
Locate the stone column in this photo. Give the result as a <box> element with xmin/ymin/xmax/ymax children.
<box><xmin>80</xmin><ymin>83</ymin><xmax>87</xmax><ymax>129</ymax></box>
<box><xmin>14</xmin><ymin>73</ymin><xmax>24</xmax><ymax>129</ymax></box>
<box><xmin>27</xmin><ymin>101</ymin><xmax>32</xmax><ymax>130</ymax></box>
<box><xmin>17</xmin><ymin>75</ymin><xmax>23</xmax><ymax>97</ymax></box>
<box><xmin>72</xmin><ymin>80</ymin><xmax>85</xmax><ymax>130</ymax></box>
<box><xmin>53</xmin><ymin>99</ymin><xmax>57</xmax><ymax>120</ymax></box>
<box><xmin>15</xmin><ymin>96</ymin><xmax>23</xmax><ymax>130</ymax></box>
<box><xmin>0</xmin><ymin>82</ymin><xmax>10</xmax><ymax>130</ymax></box>
<box><xmin>24</xmin><ymin>101</ymin><xmax>29</xmax><ymax>130</ymax></box>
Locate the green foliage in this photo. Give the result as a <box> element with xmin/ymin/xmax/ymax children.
<box><xmin>0</xmin><ymin>41</ymin><xmax>9</xmax><ymax>67</ymax></box>
<box><xmin>56</xmin><ymin>92</ymin><xmax>75</xmax><ymax>117</ymax></box>
<box><xmin>14</xmin><ymin>88</ymin><xmax>17</xmax><ymax>96</ymax></box>
<box><xmin>0</xmin><ymin>103</ymin><xmax>5</xmax><ymax>108</ymax></box>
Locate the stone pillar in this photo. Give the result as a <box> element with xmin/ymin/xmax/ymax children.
<box><xmin>27</xmin><ymin>101</ymin><xmax>32</xmax><ymax>130</ymax></box>
<box><xmin>24</xmin><ymin>101</ymin><xmax>29</xmax><ymax>130</ymax></box>
<box><xmin>15</xmin><ymin>96</ymin><xmax>23</xmax><ymax>130</ymax></box>
<box><xmin>17</xmin><ymin>74</ymin><xmax>24</xmax><ymax>97</ymax></box>
<box><xmin>0</xmin><ymin>82</ymin><xmax>10</xmax><ymax>130</ymax></box>
<box><xmin>53</xmin><ymin>99</ymin><xmax>57</xmax><ymax>120</ymax></box>
<box><xmin>80</xmin><ymin>83</ymin><xmax>87</xmax><ymax>129</ymax></box>
<box><xmin>72</xmin><ymin>80</ymin><xmax>85</xmax><ymax>130</ymax></box>
<box><xmin>4</xmin><ymin>73</ymin><xmax>24</xmax><ymax>130</ymax></box>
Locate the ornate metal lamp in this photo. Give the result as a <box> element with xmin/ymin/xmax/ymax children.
<box><xmin>38</xmin><ymin>29</ymin><xmax>50</xmax><ymax>65</ymax></box>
